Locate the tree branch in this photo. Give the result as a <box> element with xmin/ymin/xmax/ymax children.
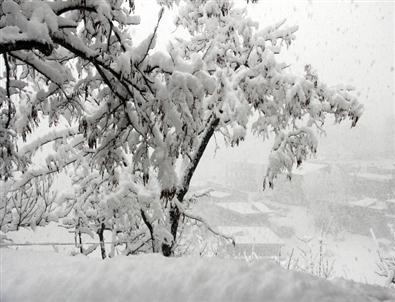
<box><xmin>0</xmin><ymin>40</ymin><xmax>53</xmax><ymax>56</ymax></box>
<box><xmin>137</xmin><ymin>7</ymin><xmax>164</xmax><ymax>66</ymax></box>
<box><xmin>10</xmin><ymin>51</ymin><xmax>65</xmax><ymax>86</ymax></box>
<box><xmin>2</xmin><ymin>53</ymin><xmax>12</xmax><ymax>129</ymax></box>
<box><xmin>140</xmin><ymin>209</ymin><xmax>155</xmax><ymax>252</ymax></box>
<box><xmin>177</xmin><ymin>116</ymin><xmax>220</xmax><ymax>201</ymax></box>
<box><xmin>49</xmin><ymin>0</ymin><xmax>96</xmax><ymax>15</ymax></box>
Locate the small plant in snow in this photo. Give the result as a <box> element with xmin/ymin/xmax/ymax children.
<box><xmin>371</xmin><ymin>227</ymin><xmax>395</xmax><ymax>287</ymax></box>
<box><xmin>283</xmin><ymin>236</ymin><xmax>335</xmax><ymax>279</ymax></box>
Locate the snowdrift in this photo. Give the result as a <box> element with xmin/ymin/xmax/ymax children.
<box><xmin>2</xmin><ymin>249</ymin><xmax>394</xmax><ymax>302</ymax></box>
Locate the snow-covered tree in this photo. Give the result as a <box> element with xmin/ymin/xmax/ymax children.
<box><xmin>0</xmin><ymin>0</ymin><xmax>363</xmax><ymax>256</ymax></box>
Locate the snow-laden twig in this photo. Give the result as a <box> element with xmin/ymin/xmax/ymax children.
<box><xmin>137</xmin><ymin>7</ymin><xmax>164</xmax><ymax>66</ymax></box>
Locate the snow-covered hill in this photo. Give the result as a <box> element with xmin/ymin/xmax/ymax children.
<box><xmin>2</xmin><ymin>249</ymin><xmax>394</xmax><ymax>302</ymax></box>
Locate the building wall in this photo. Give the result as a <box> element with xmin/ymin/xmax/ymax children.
<box><xmin>221</xmin><ymin>243</ymin><xmax>283</xmax><ymax>258</ymax></box>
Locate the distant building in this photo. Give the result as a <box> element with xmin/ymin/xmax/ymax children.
<box><xmin>386</xmin><ymin>199</ymin><xmax>395</xmax><ymax>214</ymax></box>
<box><xmin>208</xmin><ymin>189</ymin><xmax>248</xmax><ymax>203</ymax></box>
<box><xmin>217</xmin><ymin>226</ymin><xmax>284</xmax><ymax>258</ymax></box>
<box><xmin>216</xmin><ymin>202</ymin><xmax>273</xmax><ymax>215</ymax></box>
<box><xmin>190</xmin><ymin>183</ymin><xmax>248</xmax><ymax>203</ymax></box>
<box><xmin>335</xmin><ymin>197</ymin><xmax>392</xmax><ymax>237</ymax></box>
<box><xmin>351</xmin><ymin>168</ymin><xmax>395</xmax><ymax>201</ymax></box>
<box><xmin>270</xmin><ymin>162</ymin><xmax>331</xmax><ymax>205</ymax></box>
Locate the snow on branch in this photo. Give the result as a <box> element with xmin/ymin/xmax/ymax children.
<box><xmin>0</xmin><ymin>39</ymin><xmax>53</xmax><ymax>56</ymax></box>
<box><xmin>136</xmin><ymin>7</ymin><xmax>164</xmax><ymax>66</ymax></box>
<box><xmin>263</xmin><ymin>128</ymin><xmax>317</xmax><ymax>190</ymax></box>
<box><xmin>18</xmin><ymin>128</ymin><xmax>78</xmax><ymax>157</ymax></box>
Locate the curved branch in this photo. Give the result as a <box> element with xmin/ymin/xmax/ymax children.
<box><xmin>18</xmin><ymin>128</ymin><xmax>78</xmax><ymax>157</ymax></box>
<box><xmin>49</xmin><ymin>1</ymin><xmax>96</xmax><ymax>15</ymax></box>
<box><xmin>0</xmin><ymin>40</ymin><xmax>53</xmax><ymax>56</ymax></box>
<box><xmin>10</xmin><ymin>51</ymin><xmax>66</xmax><ymax>86</ymax></box>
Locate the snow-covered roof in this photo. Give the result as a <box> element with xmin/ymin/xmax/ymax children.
<box><xmin>251</xmin><ymin>202</ymin><xmax>273</xmax><ymax>214</ymax></box>
<box><xmin>369</xmin><ymin>202</ymin><xmax>388</xmax><ymax>211</ymax></box>
<box><xmin>218</xmin><ymin>226</ymin><xmax>284</xmax><ymax>245</ymax></box>
<box><xmin>216</xmin><ymin>202</ymin><xmax>260</xmax><ymax>214</ymax></box>
<box><xmin>292</xmin><ymin>163</ymin><xmax>328</xmax><ymax>176</ymax></box>
<box><xmin>349</xmin><ymin>198</ymin><xmax>388</xmax><ymax>210</ymax></box>
<box><xmin>216</xmin><ymin>202</ymin><xmax>274</xmax><ymax>215</ymax></box>
<box><xmin>210</xmin><ymin>190</ymin><xmax>232</xmax><ymax>199</ymax></box>
<box><xmin>353</xmin><ymin>172</ymin><xmax>393</xmax><ymax>182</ymax></box>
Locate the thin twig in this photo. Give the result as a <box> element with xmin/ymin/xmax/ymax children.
<box><xmin>137</xmin><ymin>7</ymin><xmax>164</xmax><ymax>66</ymax></box>
<box><xmin>174</xmin><ymin>199</ymin><xmax>235</xmax><ymax>246</ymax></box>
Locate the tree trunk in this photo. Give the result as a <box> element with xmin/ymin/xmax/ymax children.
<box><xmin>161</xmin><ymin>205</ymin><xmax>180</xmax><ymax>256</ymax></box>
<box><xmin>78</xmin><ymin>231</ymin><xmax>83</xmax><ymax>254</ymax></box>
<box><xmin>141</xmin><ymin>209</ymin><xmax>158</xmax><ymax>252</ymax></box>
<box><xmin>97</xmin><ymin>223</ymin><xmax>106</xmax><ymax>259</ymax></box>
<box><xmin>161</xmin><ymin>117</ymin><xmax>220</xmax><ymax>256</ymax></box>
<box><xmin>76</xmin><ymin>217</ymin><xmax>83</xmax><ymax>254</ymax></box>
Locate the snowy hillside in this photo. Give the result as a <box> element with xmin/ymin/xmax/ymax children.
<box><xmin>2</xmin><ymin>249</ymin><xmax>395</xmax><ymax>302</ymax></box>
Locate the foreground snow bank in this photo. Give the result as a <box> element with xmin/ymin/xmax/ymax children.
<box><xmin>2</xmin><ymin>249</ymin><xmax>394</xmax><ymax>302</ymax></box>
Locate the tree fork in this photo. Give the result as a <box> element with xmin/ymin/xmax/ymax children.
<box><xmin>162</xmin><ymin>116</ymin><xmax>220</xmax><ymax>256</ymax></box>
<box><xmin>141</xmin><ymin>209</ymin><xmax>157</xmax><ymax>252</ymax></box>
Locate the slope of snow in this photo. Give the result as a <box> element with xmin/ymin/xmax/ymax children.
<box><xmin>2</xmin><ymin>249</ymin><xmax>395</xmax><ymax>302</ymax></box>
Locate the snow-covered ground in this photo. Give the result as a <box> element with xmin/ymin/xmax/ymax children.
<box><xmin>2</xmin><ymin>248</ymin><xmax>395</xmax><ymax>302</ymax></box>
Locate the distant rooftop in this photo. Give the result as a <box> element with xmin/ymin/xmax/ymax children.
<box><xmin>218</xmin><ymin>226</ymin><xmax>284</xmax><ymax>245</ymax></box>
<box><xmin>217</xmin><ymin>202</ymin><xmax>259</xmax><ymax>214</ymax></box>
<box><xmin>349</xmin><ymin>198</ymin><xmax>388</xmax><ymax>210</ymax></box>
<box><xmin>292</xmin><ymin>162</ymin><xmax>328</xmax><ymax>176</ymax></box>
<box><xmin>251</xmin><ymin>202</ymin><xmax>273</xmax><ymax>214</ymax></box>
<box><xmin>216</xmin><ymin>202</ymin><xmax>273</xmax><ymax>215</ymax></box>
<box><xmin>353</xmin><ymin>172</ymin><xmax>393</xmax><ymax>182</ymax></box>
<box><xmin>210</xmin><ymin>190</ymin><xmax>232</xmax><ymax>199</ymax></box>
